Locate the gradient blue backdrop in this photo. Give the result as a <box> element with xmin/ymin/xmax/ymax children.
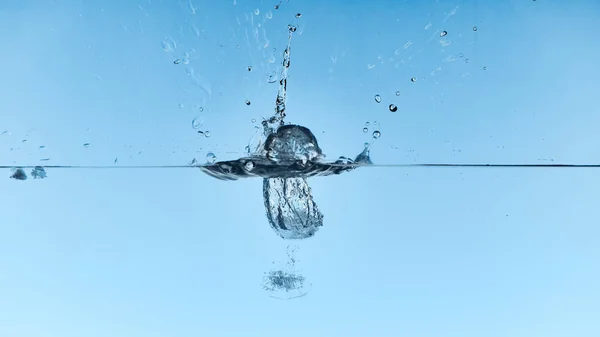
<box><xmin>1</xmin><ymin>0</ymin><xmax>599</xmax><ymax>336</ymax></box>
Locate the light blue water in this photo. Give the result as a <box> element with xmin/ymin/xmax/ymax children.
<box><xmin>1</xmin><ymin>1</ymin><xmax>600</xmax><ymax>336</ymax></box>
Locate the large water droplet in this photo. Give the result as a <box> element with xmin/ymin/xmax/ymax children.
<box><xmin>31</xmin><ymin>166</ymin><xmax>47</xmax><ymax>179</ymax></box>
<box><xmin>374</xmin><ymin>94</ymin><xmax>382</xmax><ymax>103</ymax></box>
<box><xmin>174</xmin><ymin>59</ymin><xmax>181</xmax><ymax>64</ymax></box>
<box><xmin>83</xmin><ymin>143</ymin><xmax>90</xmax><ymax>148</ymax></box>
<box><xmin>372</xmin><ymin>130</ymin><xmax>381</xmax><ymax>139</ymax></box>
<box><xmin>389</xmin><ymin>104</ymin><xmax>398</xmax><ymax>112</ymax></box>
<box><xmin>254</xmin><ymin>8</ymin><xmax>260</xmax><ymax>15</ymax></box>
<box><xmin>206</xmin><ymin>152</ymin><xmax>216</xmax><ymax>163</ymax></box>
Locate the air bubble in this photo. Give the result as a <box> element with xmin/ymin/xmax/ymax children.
<box><xmin>440</xmin><ymin>30</ymin><xmax>447</xmax><ymax>37</ymax></box>
<box><xmin>251</xmin><ymin>118</ymin><xmax>256</xmax><ymax>123</ymax></box>
<box><xmin>288</xmin><ymin>25</ymin><xmax>297</xmax><ymax>32</ymax></box>
<box><xmin>248</xmin><ymin>66</ymin><xmax>252</xmax><ymax>71</ymax></box>
<box><xmin>374</xmin><ymin>94</ymin><xmax>382</xmax><ymax>103</ymax></box>
<box><xmin>389</xmin><ymin>104</ymin><xmax>398</xmax><ymax>112</ymax></box>
<box><xmin>254</xmin><ymin>8</ymin><xmax>260</xmax><ymax>15</ymax></box>
<box><xmin>206</xmin><ymin>152</ymin><xmax>217</xmax><ymax>164</ymax></box>
<box><xmin>373</xmin><ymin>130</ymin><xmax>381</xmax><ymax>139</ymax></box>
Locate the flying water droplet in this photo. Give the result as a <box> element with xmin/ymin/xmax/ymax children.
<box><xmin>251</xmin><ymin>118</ymin><xmax>256</xmax><ymax>123</ymax></box>
<box><xmin>174</xmin><ymin>59</ymin><xmax>181</xmax><ymax>64</ymax></box>
<box><xmin>268</xmin><ymin>55</ymin><xmax>276</xmax><ymax>63</ymax></box>
<box><xmin>83</xmin><ymin>143</ymin><xmax>90</xmax><ymax>148</ymax></box>
<box><xmin>389</xmin><ymin>104</ymin><xmax>398</xmax><ymax>112</ymax></box>
<box><xmin>411</xmin><ymin>77</ymin><xmax>417</xmax><ymax>82</ymax></box>
<box><xmin>161</xmin><ymin>37</ymin><xmax>176</xmax><ymax>52</ymax></box>
<box><xmin>198</xmin><ymin>106</ymin><xmax>204</xmax><ymax>112</ymax></box>
<box><xmin>204</xmin><ymin>131</ymin><xmax>211</xmax><ymax>138</ymax></box>
<box><xmin>266</xmin><ymin>11</ymin><xmax>273</xmax><ymax>19</ymax></box>
<box><xmin>206</xmin><ymin>152</ymin><xmax>216</xmax><ymax>163</ymax></box>
<box><xmin>192</xmin><ymin>117</ymin><xmax>202</xmax><ymax>129</ymax></box>
<box><xmin>245</xmin><ymin>100</ymin><xmax>251</xmax><ymax>106</ymax></box>
<box><xmin>373</xmin><ymin>130</ymin><xmax>381</xmax><ymax>139</ymax></box>
<box><xmin>363</xmin><ymin>127</ymin><xmax>368</xmax><ymax>133</ymax></box>
<box><xmin>440</xmin><ymin>30</ymin><xmax>448</xmax><ymax>37</ymax></box>
<box><xmin>483</xmin><ymin>66</ymin><xmax>487</xmax><ymax>70</ymax></box>
<box><xmin>374</xmin><ymin>94</ymin><xmax>382</xmax><ymax>103</ymax></box>
<box><xmin>295</xmin><ymin>13</ymin><xmax>302</xmax><ymax>18</ymax></box>
<box><xmin>395</xmin><ymin>91</ymin><xmax>400</xmax><ymax>96</ymax></box>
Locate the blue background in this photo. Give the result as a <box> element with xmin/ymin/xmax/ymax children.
<box><xmin>1</xmin><ymin>0</ymin><xmax>599</xmax><ymax>336</ymax></box>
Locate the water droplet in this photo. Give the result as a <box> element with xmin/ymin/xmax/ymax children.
<box><xmin>266</xmin><ymin>11</ymin><xmax>273</xmax><ymax>19</ymax></box>
<box><xmin>364</xmin><ymin>142</ymin><xmax>370</xmax><ymax>148</ymax></box>
<box><xmin>374</xmin><ymin>94</ymin><xmax>382</xmax><ymax>103</ymax></box>
<box><xmin>268</xmin><ymin>72</ymin><xmax>278</xmax><ymax>83</ymax></box>
<box><xmin>245</xmin><ymin>100</ymin><xmax>251</xmax><ymax>106</ymax></box>
<box><xmin>114</xmin><ymin>157</ymin><xmax>118</xmax><ymax>164</ymax></box>
<box><xmin>204</xmin><ymin>131</ymin><xmax>211</xmax><ymax>138</ymax></box>
<box><xmin>251</xmin><ymin>118</ymin><xmax>256</xmax><ymax>123</ymax></box>
<box><xmin>192</xmin><ymin>117</ymin><xmax>202</xmax><ymax>129</ymax></box>
<box><xmin>83</xmin><ymin>143</ymin><xmax>90</xmax><ymax>148</ymax></box>
<box><xmin>247</xmin><ymin>65</ymin><xmax>252</xmax><ymax>71</ymax></box>
<box><xmin>198</xmin><ymin>106</ymin><xmax>204</xmax><ymax>112</ymax></box>
<box><xmin>465</xmin><ymin>59</ymin><xmax>470</xmax><ymax>63</ymax></box>
<box><xmin>473</xmin><ymin>26</ymin><xmax>478</xmax><ymax>31</ymax></box>
<box><xmin>395</xmin><ymin>91</ymin><xmax>400</xmax><ymax>96</ymax></box>
<box><xmin>288</xmin><ymin>25</ymin><xmax>297</xmax><ymax>33</ymax></box>
<box><xmin>411</xmin><ymin>77</ymin><xmax>417</xmax><ymax>82</ymax></box>
<box><xmin>206</xmin><ymin>152</ymin><xmax>216</xmax><ymax>164</ymax></box>
<box><xmin>174</xmin><ymin>59</ymin><xmax>181</xmax><ymax>64</ymax></box>
<box><xmin>365</xmin><ymin>122</ymin><xmax>370</xmax><ymax>126</ymax></box>
<box><xmin>389</xmin><ymin>104</ymin><xmax>398</xmax><ymax>112</ymax></box>
<box><xmin>372</xmin><ymin>130</ymin><xmax>381</xmax><ymax>139</ymax></box>
<box><xmin>363</xmin><ymin>127</ymin><xmax>368</xmax><ymax>133</ymax></box>
<box><xmin>245</xmin><ymin>161</ymin><xmax>255</xmax><ymax>171</ymax></box>
<box><xmin>440</xmin><ymin>30</ymin><xmax>447</xmax><ymax>37</ymax></box>
<box><xmin>295</xmin><ymin>13</ymin><xmax>302</xmax><ymax>18</ymax></box>
<box><xmin>483</xmin><ymin>66</ymin><xmax>487</xmax><ymax>70</ymax></box>
<box><xmin>254</xmin><ymin>8</ymin><xmax>260</xmax><ymax>15</ymax></box>
<box><xmin>268</xmin><ymin>55</ymin><xmax>276</xmax><ymax>63</ymax></box>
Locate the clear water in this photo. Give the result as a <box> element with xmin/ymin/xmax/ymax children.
<box><xmin>1</xmin><ymin>1</ymin><xmax>600</xmax><ymax>336</ymax></box>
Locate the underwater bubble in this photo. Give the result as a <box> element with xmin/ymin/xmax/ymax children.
<box><xmin>10</xmin><ymin>168</ymin><xmax>27</xmax><ymax>181</ymax></box>
<box><xmin>373</xmin><ymin>130</ymin><xmax>381</xmax><ymax>139</ymax></box>
<box><xmin>363</xmin><ymin>127</ymin><xmax>368</xmax><ymax>133</ymax></box>
<box><xmin>206</xmin><ymin>152</ymin><xmax>217</xmax><ymax>164</ymax></box>
<box><xmin>389</xmin><ymin>104</ymin><xmax>398</xmax><ymax>112</ymax></box>
<box><xmin>31</xmin><ymin>166</ymin><xmax>47</xmax><ymax>179</ymax></box>
<box><xmin>245</xmin><ymin>100</ymin><xmax>251</xmax><ymax>106</ymax></box>
<box><xmin>440</xmin><ymin>30</ymin><xmax>448</xmax><ymax>37</ymax></box>
<box><xmin>374</xmin><ymin>94</ymin><xmax>382</xmax><ymax>103</ymax></box>
<box><xmin>245</xmin><ymin>161</ymin><xmax>255</xmax><ymax>171</ymax></box>
<box><xmin>395</xmin><ymin>91</ymin><xmax>400</xmax><ymax>96</ymax></box>
<box><xmin>192</xmin><ymin>118</ymin><xmax>202</xmax><ymax>129</ymax></box>
<box><xmin>411</xmin><ymin>77</ymin><xmax>417</xmax><ymax>82</ymax></box>
<box><xmin>266</xmin><ymin>11</ymin><xmax>273</xmax><ymax>19</ymax></box>
<box><xmin>365</xmin><ymin>122</ymin><xmax>370</xmax><ymax>126</ymax></box>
